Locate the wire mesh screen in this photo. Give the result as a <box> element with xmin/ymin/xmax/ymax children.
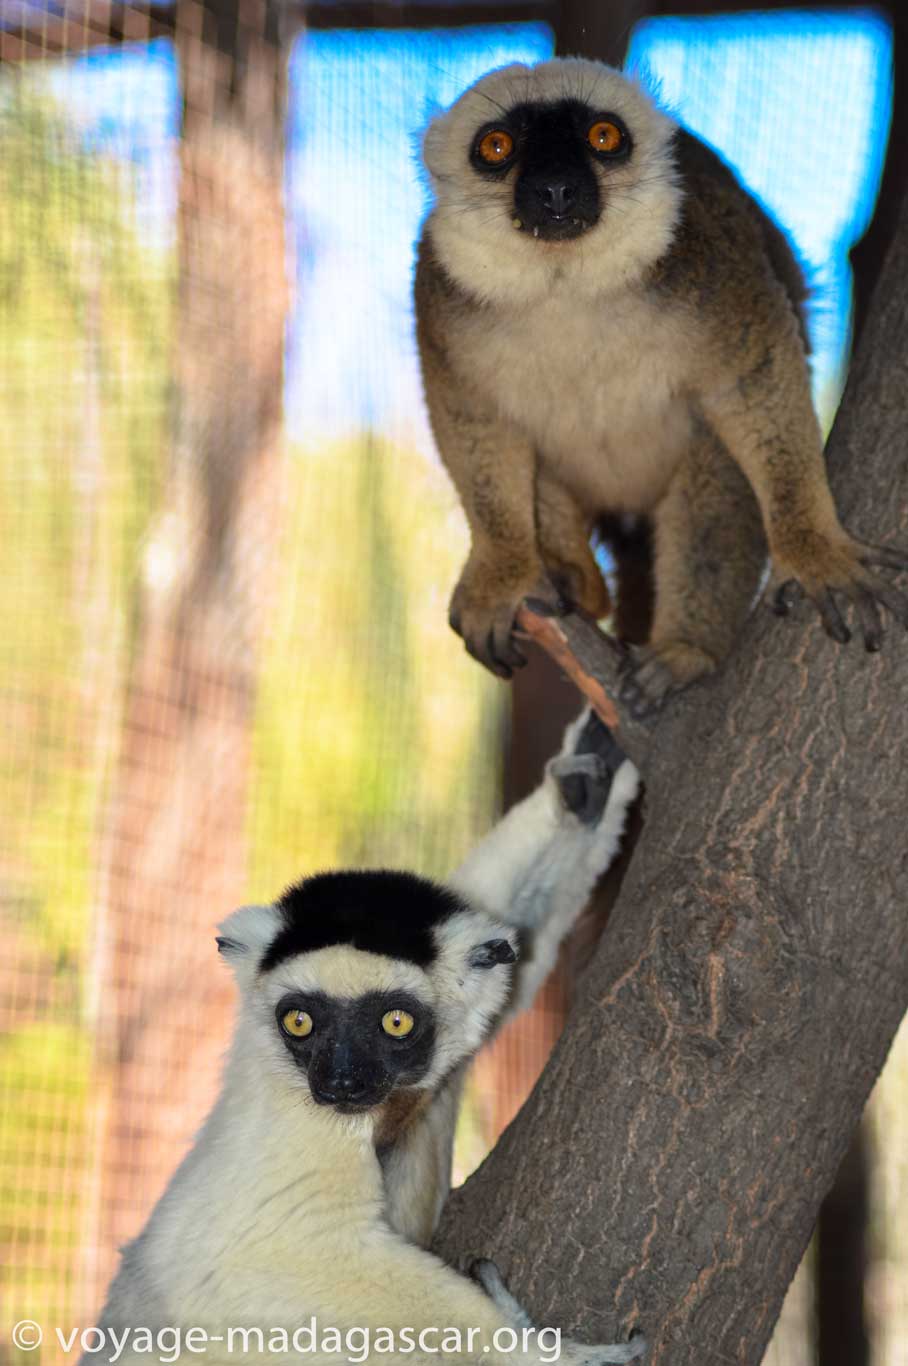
<box><xmin>626</xmin><ymin>9</ymin><xmax>893</xmax><ymax>423</ymax></box>
<box><xmin>0</xmin><ymin>5</ymin><xmax>522</xmax><ymax>1340</ymax></box>
<box><xmin>0</xmin><ymin>4</ymin><xmax>905</xmax><ymax>1365</ymax></box>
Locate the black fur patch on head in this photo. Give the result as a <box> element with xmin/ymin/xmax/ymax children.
<box><xmin>260</xmin><ymin>870</ymin><xmax>467</xmax><ymax>973</ymax></box>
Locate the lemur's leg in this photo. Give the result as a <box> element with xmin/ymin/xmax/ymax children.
<box><xmin>536</xmin><ymin>470</ymin><xmax>611</xmax><ymax>619</ymax></box>
<box><xmin>619</xmin><ymin>418</ymin><xmax>766</xmax><ymax>716</ymax></box>
<box><xmin>472</xmin><ymin>1258</ymin><xmax>646</xmax><ymax>1365</ymax></box>
<box><xmin>419</xmin><ymin>341</ymin><xmax>563</xmax><ymax>678</ymax></box>
<box><xmin>450</xmin><ymin>708</ymin><xmax>639</xmax><ymax>1018</ymax></box>
<box><xmin>699</xmin><ymin>303</ymin><xmax>908</xmax><ymax>650</ymax></box>
<box><xmin>194</xmin><ymin>1235</ymin><xmax>645</xmax><ymax>1366</ymax></box>
<box><xmin>324</xmin><ymin>1228</ymin><xmax>645</xmax><ymax>1366</ymax></box>
<box><xmin>383</xmin><ymin>711</ymin><xmax>638</xmax><ymax>1252</ymax></box>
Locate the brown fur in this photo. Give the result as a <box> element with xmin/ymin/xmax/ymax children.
<box><xmin>374</xmin><ymin>1088</ymin><xmax>433</xmax><ymax>1159</ymax></box>
<box><xmin>415</xmin><ymin>59</ymin><xmax>906</xmax><ymax>703</ymax></box>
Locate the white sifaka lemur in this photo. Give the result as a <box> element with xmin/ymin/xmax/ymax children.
<box><xmin>87</xmin><ymin>710</ymin><xmax>642</xmax><ymax>1364</ymax></box>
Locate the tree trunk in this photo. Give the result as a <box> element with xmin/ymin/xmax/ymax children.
<box><xmin>434</xmin><ymin>191</ymin><xmax>908</xmax><ymax>1366</ymax></box>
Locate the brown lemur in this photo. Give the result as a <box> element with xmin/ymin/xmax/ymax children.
<box><xmin>415</xmin><ymin>58</ymin><xmax>908</xmax><ymax>711</ymax></box>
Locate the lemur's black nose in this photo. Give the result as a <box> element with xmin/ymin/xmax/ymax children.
<box><xmin>311</xmin><ymin>1072</ymin><xmax>374</xmax><ymax>1106</ymax></box>
<box><xmin>316</xmin><ymin>1068</ymin><xmax>365</xmax><ymax>1101</ymax></box>
<box><xmin>331</xmin><ymin>1073</ymin><xmax>364</xmax><ymax>1098</ymax></box>
<box><xmin>539</xmin><ymin>181</ymin><xmax>576</xmax><ymax>217</ymax></box>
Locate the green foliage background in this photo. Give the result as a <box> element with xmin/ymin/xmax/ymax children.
<box><xmin>0</xmin><ymin>80</ymin><xmax>499</xmax><ymax>1348</ymax></box>
<box><xmin>2</xmin><ymin>60</ymin><xmax>906</xmax><ymax>1366</ymax></box>
<box><xmin>0</xmin><ymin>83</ymin><xmax>172</xmax><ymax>1333</ymax></box>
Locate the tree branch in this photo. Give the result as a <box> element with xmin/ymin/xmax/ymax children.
<box><xmin>514</xmin><ymin>606</ymin><xmax>655</xmax><ymax>771</ymax></box>
<box><xmin>433</xmin><ymin>195</ymin><xmax>908</xmax><ymax>1366</ymax></box>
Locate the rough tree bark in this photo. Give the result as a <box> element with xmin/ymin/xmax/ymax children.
<box><xmin>434</xmin><ymin>194</ymin><xmax>908</xmax><ymax>1365</ymax></box>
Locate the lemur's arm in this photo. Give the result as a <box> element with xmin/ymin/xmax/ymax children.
<box><xmin>365</xmin><ymin>1235</ymin><xmax>645</xmax><ymax>1365</ymax></box>
<box><xmin>381</xmin><ymin>1066</ymin><xmax>465</xmax><ymax>1248</ymax></box>
<box><xmin>450</xmin><ymin>708</ymin><xmax>639</xmax><ymax>1017</ymax></box>
<box><xmin>295</xmin><ymin>1222</ymin><xmax>646</xmax><ymax>1366</ymax></box>
<box><xmin>383</xmin><ymin>710</ymin><xmax>638</xmax><ymax>1251</ymax></box>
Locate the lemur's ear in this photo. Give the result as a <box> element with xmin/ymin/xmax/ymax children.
<box><xmin>216</xmin><ymin>904</ymin><xmax>280</xmax><ymax>968</ymax></box>
<box><xmin>216</xmin><ymin>936</ymin><xmax>246</xmax><ymax>957</ymax></box>
<box><xmin>469</xmin><ymin>938</ymin><xmax>518</xmax><ymax>969</ymax></box>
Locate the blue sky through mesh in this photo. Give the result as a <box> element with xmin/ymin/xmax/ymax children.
<box><xmin>36</xmin><ymin>11</ymin><xmax>892</xmax><ymax>441</ymax></box>
<box><xmin>627</xmin><ymin>10</ymin><xmax>892</xmax><ymax>415</ymax></box>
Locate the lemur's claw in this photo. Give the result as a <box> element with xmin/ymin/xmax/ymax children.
<box><xmin>860</xmin><ymin>575</ymin><xmax>908</xmax><ymax>632</ymax></box>
<box><xmin>859</xmin><ymin>542</ymin><xmax>908</xmax><ymax>573</ymax></box>
<box><xmin>448</xmin><ymin>562</ymin><xmax>573</xmax><ymax>679</ymax></box>
<box><xmin>524</xmin><ymin>594</ymin><xmax>569</xmax><ymax>618</ymax></box>
<box><xmin>771</xmin><ymin>579</ymin><xmax>802</xmax><ymax>616</ymax></box>
<box><xmin>617</xmin><ymin>663</ymin><xmax>666</xmax><ymax>721</ymax></box>
<box><xmin>813</xmin><ymin>588</ymin><xmax>851</xmax><ymax>644</ymax></box>
<box><xmin>774</xmin><ymin>535</ymin><xmax>908</xmax><ymax>652</ymax></box>
<box><xmin>617</xmin><ymin>637</ymin><xmax>715</xmax><ymax>717</ymax></box>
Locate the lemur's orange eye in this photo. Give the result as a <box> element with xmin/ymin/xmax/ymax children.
<box><xmin>588</xmin><ymin>120</ymin><xmax>625</xmax><ymax>154</ymax></box>
<box><xmin>477</xmin><ymin>129</ymin><xmax>514</xmax><ymax>165</ymax></box>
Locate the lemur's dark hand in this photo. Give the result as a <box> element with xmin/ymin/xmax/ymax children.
<box><xmin>772</xmin><ymin>537</ymin><xmax>908</xmax><ymax>651</ymax></box>
<box><xmin>448</xmin><ymin>557</ymin><xmax>567</xmax><ymax>678</ymax></box>
<box><xmin>550</xmin><ymin>710</ymin><xmax>628</xmax><ymax>823</ymax></box>
<box><xmin>617</xmin><ymin>640</ymin><xmax>716</xmax><ymax>720</ymax></box>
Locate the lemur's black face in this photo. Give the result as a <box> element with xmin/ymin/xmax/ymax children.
<box><xmin>469</xmin><ymin>99</ymin><xmax>632</xmax><ymax>242</ymax></box>
<box><xmin>275</xmin><ymin>989</ymin><xmax>436</xmax><ymax>1113</ymax></box>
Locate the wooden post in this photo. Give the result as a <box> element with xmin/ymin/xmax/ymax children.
<box><xmin>555</xmin><ymin>0</ymin><xmax>651</xmax><ymax>64</ymax></box>
<box><xmin>85</xmin><ymin>0</ymin><xmax>296</xmax><ymax>1309</ymax></box>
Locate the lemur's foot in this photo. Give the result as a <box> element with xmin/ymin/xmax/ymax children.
<box><xmin>618</xmin><ymin>640</ymin><xmax>716</xmax><ymax>719</ymax></box>
<box><xmin>470</xmin><ymin>1259</ymin><xmax>646</xmax><ymax>1364</ymax></box>
<box><xmin>549</xmin><ymin>710</ymin><xmax>627</xmax><ymax>825</ymax></box>
<box><xmin>543</xmin><ymin>555</ymin><xmax>611</xmax><ymax>621</ymax></box>
<box><xmin>771</xmin><ymin>537</ymin><xmax>908</xmax><ymax>651</ymax></box>
<box><xmin>561</xmin><ymin>1331</ymin><xmax>647</xmax><ymax>1365</ymax></box>
<box><xmin>470</xmin><ymin>1258</ymin><xmax>532</xmax><ymax>1329</ymax></box>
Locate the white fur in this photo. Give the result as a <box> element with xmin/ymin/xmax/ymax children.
<box><xmin>386</xmin><ymin>708</ymin><xmax>639</xmax><ymax>1243</ymax></box>
<box><xmin>422</xmin><ymin>59</ymin><xmax>681</xmax><ymax>310</ymax></box>
<box><xmin>453</xmin><ymin>762</ymin><xmax>639</xmax><ymax>1016</ymax></box>
<box><xmin>448</xmin><ymin>284</ymin><xmax>693</xmax><ymax>513</ymax></box>
<box><xmin>88</xmin><ymin>712</ymin><xmax>641</xmax><ymax>1364</ymax></box>
<box><xmin>421</xmin><ymin>59</ymin><xmax>694</xmax><ymax>515</ymax></box>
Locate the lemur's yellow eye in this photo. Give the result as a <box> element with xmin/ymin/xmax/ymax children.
<box><xmin>381</xmin><ymin>1009</ymin><xmax>415</xmax><ymax>1038</ymax></box>
<box><xmin>478</xmin><ymin>129</ymin><xmax>514</xmax><ymax>165</ymax></box>
<box><xmin>588</xmin><ymin>120</ymin><xmax>625</xmax><ymax>154</ymax></box>
<box><xmin>282</xmin><ymin>1009</ymin><xmax>313</xmax><ymax>1038</ymax></box>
